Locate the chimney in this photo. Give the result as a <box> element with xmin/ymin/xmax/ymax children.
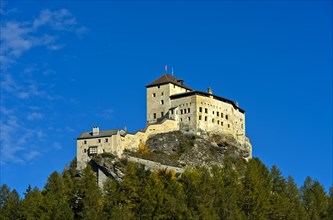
<box><xmin>207</xmin><ymin>87</ymin><xmax>213</xmax><ymax>94</ymax></box>
<box><xmin>92</xmin><ymin>126</ymin><xmax>100</xmax><ymax>136</ymax></box>
<box><xmin>177</xmin><ymin>79</ymin><xmax>184</xmax><ymax>85</ymax></box>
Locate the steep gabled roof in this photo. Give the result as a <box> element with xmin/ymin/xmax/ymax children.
<box><xmin>146</xmin><ymin>74</ymin><xmax>192</xmax><ymax>90</ymax></box>
<box><xmin>77</xmin><ymin>130</ymin><xmax>118</xmax><ymax>139</ymax></box>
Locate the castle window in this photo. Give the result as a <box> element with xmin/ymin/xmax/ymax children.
<box><xmin>160</xmin><ymin>100</ymin><xmax>164</xmax><ymax>105</ymax></box>
<box><xmin>180</xmin><ymin>118</ymin><xmax>183</xmax><ymax>122</ymax></box>
<box><xmin>84</xmin><ymin>149</ymin><xmax>87</xmax><ymax>153</ymax></box>
<box><xmin>152</xmin><ymin>93</ymin><xmax>156</xmax><ymax>97</ymax></box>
<box><xmin>199</xmin><ymin>107</ymin><xmax>202</xmax><ymax>112</ymax></box>
<box><xmin>228</xmin><ymin>124</ymin><xmax>230</xmax><ymax>128</ymax></box>
<box><xmin>97</xmin><ymin>139</ymin><xmax>101</xmax><ymax>143</ymax></box>
<box><xmin>205</xmin><ymin>116</ymin><xmax>207</xmax><ymax>121</ymax></box>
<box><xmin>217</xmin><ymin>120</ymin><xmax>220</xmax><ymax>125</ymax></box>
<box><xmin>180</xmin><ymin>109</ymin><xmax>183</xmax><ymax>114</ymax></box>
<box><xmin>88</xmin><ymin>146</ymin><xmax>97</xmax><ymax>156</ymax></box>
<box><xmin>213</xmin><ymin>111</ymin><xmax>215</xmax><ymax>115</ymax></box>
<box><xmin>161</xmin><ymin>92</ymin><xmax>164</xmax><ymax>96</ymax></box>
<box><xmin>199</xmin><ymin>115</ymin><xmax>202</xmax><ymax>120</ymax></box>
<box><xmin>188</xmin><ymin>117</ymin><xmax>191</xmax><ymax>121</ymax></box>
<box><xmin>83</xmin><ymin>140</ymin><xmax>87</xmax><ymax>144</ymax></box>
<box><xmin>153</xmin><ymin>113</ymin><xmax>156</xmax><ymax>119</ymax></box>
<box><xmin>226</xmin><ymin>115</ymin><xmax>229</xmax><ymax>120</ymax></box>
<box><xmin>205</xmin><ymin>108</ymin><xmax>208</xmax><ymax>113</ymax></box>
<box><xmin>184</xmin><ymin>109</ymin><xmax>187</xmax><ymax>114</ymax></box>
<box><xmin>171</xmin><ymin>110</ymin><xmax>174</xmax><ymax>114</ymax></box>
<box><xmin>188</xmin><ymin>108</ymin><xmax>190</xmax><ymax>113</ymax></box>
<box><xmin>217</xmin><ymin>112</ymin><xmax>219</xmax><ymax>117</ymax></box>
<box><xmin>221</xmin><ymin>113</ymin><xmax>223</xmax><ymax>118</ymax></box>
<box><xmin>105</xmin><ymin>138</ymin><xmax>108</xmax><ymax>143</ymax></box>
<box><xmin>212</xmin><ymin>119</ymin><xmax>215</xmax><ymax>123</ymax></box>
<box><xmin>161</xmin><ymin>112</ymin><xmax>164</xmax><ymax>117</ymax></box>
<box><xmin>158</xmin><ymin>86</ymin><xmax>160</xmax><ymax>89</ymax></box>
<box><xmin>221</xmin><ymin>122</ymin><xmax>223</xmax><ymax>126</ymax></box>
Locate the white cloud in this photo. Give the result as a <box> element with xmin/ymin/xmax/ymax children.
<box><xmin>0</xmin><ymin>107</ymin><xmax>47</xmax><ymax>165</ymax></box>
<box><xmin>0</xmin><ymin>8</ymin><xmax>86</xmax><ymax>165</ymax></box>
<box><xmin>24</xmin><ymin>150</ymin><xmax>41</xmax><ymax>161</ymax></box>
<box><xmin>52</xmin><ymin>142</ymin><xmax>62</xmax><ymax>150</ymax></box>
<box><xmin>33</xmin><ymin>9</ymin><xmax>78</xmax><ymax>31</ymax></box>
<box><xmin>27</xmin><ymin>112</ymin><xmax>44</xmax><ymax>121</ymax></box>
<box><xmin>0</xmin><ymin>8</ymin><xmax>87</xmax><ymax>69</ymax></box>
<box><xmin>1</xmin><ymin>73</ymin><xmax>48</xmax><ymax>100</ymax></box>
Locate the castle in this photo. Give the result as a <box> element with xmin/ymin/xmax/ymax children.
<box><xmin>77</xmin><ymin>73</ymin><xmax>251</xmax><ymax>170</ymax></box>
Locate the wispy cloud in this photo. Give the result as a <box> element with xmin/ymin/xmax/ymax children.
<box><xmin>0</xmin><ymin>8</ymin><xmax>87</xmax><ymax>69</ymax></box>
<box><xmin>0</xmin><ymin>8</ymin><xmax>86</xmax><ymax>165</ymax></box>
<box><xmin>0</xmin><ymin>107</ymin><xmax>46</xmax><ymax>164</ymax></box>
<box><xmin>98</xmin><ymin>108</ymin><xmax>114</xmax><ymax>120</ymax></box>
<box><xmin>27</xmin><ymin>112</ymin><xmax>44</xmax><ymax>121</ymax></box>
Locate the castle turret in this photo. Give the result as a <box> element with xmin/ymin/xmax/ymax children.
<box><xmin>146</xmin><ymin>74</ymin><xmax>192</xmax><ymax>124</ymax></box>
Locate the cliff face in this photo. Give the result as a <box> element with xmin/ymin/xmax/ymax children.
<box><xmin>126</xmin><ymin>130</ymin><xmax>252</xmax><ymax>168</ymax></box>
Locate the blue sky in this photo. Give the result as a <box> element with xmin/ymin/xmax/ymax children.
<box><xmin>1</xmin><ymin>0</ymin><xmax>332</xmax><ymax>195</ymax></box>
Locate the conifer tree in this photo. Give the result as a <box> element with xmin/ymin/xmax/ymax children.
<box><xmin>181</xmin><ymin>167</ymin><xmax>219</xmax><ymax>219</ymax></box>
<box><xmin>138</xmin><ymin>169</ymin><xmax>187</xmax><ymax>219</ymax></box>
<box><xmin>269</xmin><ymin>165</ymin><xmax>289</xmax><ymax>219</ymax></box>
<box><xmin>328</xmin><ymin>186</ymin><xmax>333</xmax><ymax>220</ymax></box>
<box><xmin>240</xmin><ymin>158</ymin><xmax>271</xmax><ymax>220</ymax></box>
<box><xmin>43</xmin><ymin>171</ymin><xmax>74</xmax><ymax>219</ymax></box>
<box><xmin>301</xmin><ymin>176</ymin><xmax>328</xmax><ymax>219</ymax></box>
<box><xmin>76</xmin><ymin>164</ymin><xmax>103</xmax><ymax>220</ymax></box>
<box><xmin>0</xmin><ymin>185</ymin><xmax>21</xmax><ymax>220</ymax></box>
<box><xmin>118</xmin><ymin>162</ymin><xmax>149</xmax><ymax>214</ymax></box>
<box><xmin>19</xmin><ymin>186</ymin><xmax>48</xmax><ymax>219</ymax></box>
<box><xmin>211</xmin><ymin>158</ymin><xmax>244</xmax><ymax>220</ymax></box>
<box><xmin>285</xmin><ymin>176</ymin><xmax>307</xmax><ymax>219</ymax></box>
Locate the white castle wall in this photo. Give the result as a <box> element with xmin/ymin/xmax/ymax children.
<box><xmin>121</xmin><ymin>119</ymin><xmax>179</xmax><ymax>152</ymax></box>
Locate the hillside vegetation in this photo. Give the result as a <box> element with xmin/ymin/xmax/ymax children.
<box><xmin>1</xmin><ymin>157</ymin><xmax>332</xmax><ymax>220</ymax></box>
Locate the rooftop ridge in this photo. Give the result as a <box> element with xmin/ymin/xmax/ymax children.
<box><xmin>146</xmin><ymin>73</ymin><xmax>192</xmax><ymax>90</ymax></box>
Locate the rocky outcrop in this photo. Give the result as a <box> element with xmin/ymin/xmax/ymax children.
<box><xmin>89</xmin><ymin>153</ymin><xmax>126</xmax><ymax>184</ymax></box>
<box><xmin>125</xmin><ymin>130</ymin><xmax>252</xmax><ymax>169</ymax></box>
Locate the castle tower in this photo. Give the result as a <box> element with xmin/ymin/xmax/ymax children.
<box><xmin>146</xmin><ymin>74</ymin><xmax>192</xmax><ymax>124</ymax></box>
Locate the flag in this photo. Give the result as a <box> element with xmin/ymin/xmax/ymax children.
<box><xmin>164</xmin><ymin>65</ymin><xmax>168</xmax><ymax>73</ymax></box>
